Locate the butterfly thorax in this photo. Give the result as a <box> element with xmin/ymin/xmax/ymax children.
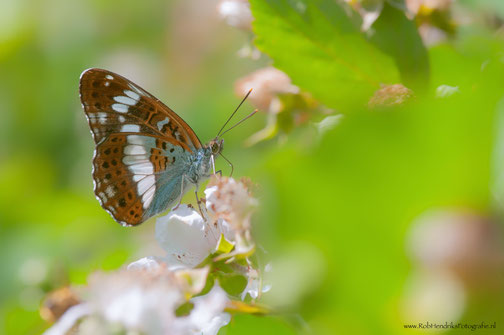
<box><xmin>186</xmin><ymin>138</ymin><xmax>223</xmax><ymax>184</ymax></box>
<box><xmin>186</xmin><ymin>148</ymin><xmax>213</xmax><ymax>184</ymax></box>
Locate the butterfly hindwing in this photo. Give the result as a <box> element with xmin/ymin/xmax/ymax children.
<box><xmin>93</xmin><ymin>132</ymin><xmax>194</xmax><ymax>226</ymax></box>
<box><xmin>80</xmin><ymin>68</ymin><xmax>203</xmax><ymax>225</ymax></box>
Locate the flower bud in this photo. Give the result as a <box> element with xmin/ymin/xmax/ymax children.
<box><xmin>368</xmin><ymin>84</ymin><xmax>413</xmax><ymax>108</ymax></box>
<box><xmin>234</xmin><ymin>67</ymin><xmax>299</xmax><ymax>113</ymax></box>
<box><xmin>40</xmin><ymin>287</ymin><xmax>80</xmax><ymax>323</ymax></box>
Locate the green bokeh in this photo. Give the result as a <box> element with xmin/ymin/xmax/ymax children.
<box><xmin>1</xmin><ymin>0</ymin><xmax>504</xmax><ymax>334</ymax></box>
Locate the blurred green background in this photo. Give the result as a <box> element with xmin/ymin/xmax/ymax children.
<box><xmin>2</xmin><ymin>0</ymin><xmax>504</xmax><ymax>334</ymax></box>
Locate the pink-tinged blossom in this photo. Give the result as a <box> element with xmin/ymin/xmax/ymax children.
<box><xmin>234</xmin><ymin>67</ymin><xmax>299</xmax><ymax>113</ymax></box>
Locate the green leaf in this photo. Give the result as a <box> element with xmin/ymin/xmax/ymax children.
<box><xmin>219</xmin><ymin>273</ymin><xmax>248</xmax><ymax>296</ymax></box>
<box><xmin>250</xmin><ymin>0</ymin><xmax>400</xmax><ymax>111</ymax></box>
<box><xmin>175</xmin><ymin>301</ymin><xmax>194</xmax><ymax>317</ymax></box>
<box><xmin>216</xmin><ymin>233</ymin><xmax>235</xmax><ymax>254</ymax></box>
<box><xmin>369</xmin><ymin>2</ymin><xmax>430</xmax><ymax>91</ymax></box>
<box><xmin>196</xmin><ymin>273</ymin><xmax>215</xmax><ymax>297</ymax></box>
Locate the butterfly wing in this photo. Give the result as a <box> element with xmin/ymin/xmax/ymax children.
<box><xmin>80</xmin><ymin>68</ymin><xmax>202</xmax><ymax>150</ymax></box>
<box><xmin>91</xmin><ymin>133</ymin><xmax>192</xmax><ymax>226</ymax></box>
<box><xmin>79</xmin><ymin>68</ymin><xmax>202</xmax><ymax>226</ymax></box>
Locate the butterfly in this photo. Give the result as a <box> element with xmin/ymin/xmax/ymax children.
<box><xmin>79</xmin><ymin>68</ymin><xmax>254</xmax><ymax>226</ymax></box>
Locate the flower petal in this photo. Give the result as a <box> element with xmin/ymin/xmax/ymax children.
<box><xmin>156</xmin><ymin>205</ymin><xmax>215</xmax><ymax>269</ymax></box>
<box><xmin>173</xmin><ymin>285</ymin><xmax>231</xmax><ymax>334</ymax></box>
<box><xmin>127</xmin><ymin>256</ymin><xmax>163</xmax><ymax>271</ymax></box>
<box><xmin>43</xmin><ymin>304</ymin><xmax>91</xmax><ymax>335</ymax></box>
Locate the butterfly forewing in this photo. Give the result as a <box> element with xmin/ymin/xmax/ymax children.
<box><xmin>79</xmin><ymin>68</ymin><xmax>202</xmax><ymax>226</ymax></box>
<box><xmin>79</xmin><ymin>68</ymin><xmax>202</xmax><ymax>150</ymax></box>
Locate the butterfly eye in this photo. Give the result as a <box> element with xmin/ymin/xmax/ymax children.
<box><xmin>212</xmin><ymin>143</ymin><xmax>219</xmax><ymax>154</ymax></box>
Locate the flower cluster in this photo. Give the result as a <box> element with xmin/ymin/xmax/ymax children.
<box><xmin>43</xmin><ymin>177</ymin><xmax>269</xmax><ymax>335</ymax></box>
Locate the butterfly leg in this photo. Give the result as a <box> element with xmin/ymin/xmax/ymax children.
<box><xmin>173</xmin><ymin>175</ymin><xmax>187</xmax><ymax>211</ymax></box>
<box><xmin>194</xmin><ymin>185</ymin><xmax>208</xmax><ymax>221</ymax></box>
<box><xmin>211</xmin><ymin>154</ymin><xmax>228</xmax><ymax>177</ymax></box>
<box><xmin>211</xmin><ymin>154</ymin><xmax>216</xmax><ymax>174</ymax></box>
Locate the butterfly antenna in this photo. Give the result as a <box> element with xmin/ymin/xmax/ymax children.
<box><xmin>219</xmin><ymin>109</ymin><xmax>258</xmax><ymax>137</ymax></box>
<box><xmin>220</xmin><ymin>153</ymin><xmax>234</xmax><ymax>177</ymax></box>
<box><xmin>217</xmin><ymin>88</ymin><xmax>253</xmax><ymax>137</ymax></box>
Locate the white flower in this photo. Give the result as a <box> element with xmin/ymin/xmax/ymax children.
<box><xmin>45</xmin><ymin>177</ymin><xmax>267</xmax><ymax>335</ymax></box>
<box><xmin>155</xmin><ymin>204</ymin><xmax>233</xmax><ymax>269</ymax></box>
<box><xmin>44</xmin><ymin>267</ymin><xmax>230</xmax><ymax>335</ymax></box>
<box><xmin>134</xmin><ymin>177</ymin><xmax>260</xmax><ymax>272</ymax></box>
<box><xmin>173</xmin><ymin>286</ymin><xmax>231</xmax><ymax>335</ymax></box>
<box><xmin>217</xmin><ymin>0</ymin><xmax>253</xmax><ymax>31</ymax></box>
<box><xmin>86</xmin><ymin>268</ymin><xmax>185</xmax><ymax>334</ymax></box>
<box><xmin>205</xmin><ymin>176</ymin><xmax>258</xmax><ymax>230</ymax></box>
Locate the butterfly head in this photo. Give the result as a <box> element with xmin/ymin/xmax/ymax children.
<box><xmin>208</xmin><ymin>138</ymin><xmax>224</xmax><ymax>156</ymax></box>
